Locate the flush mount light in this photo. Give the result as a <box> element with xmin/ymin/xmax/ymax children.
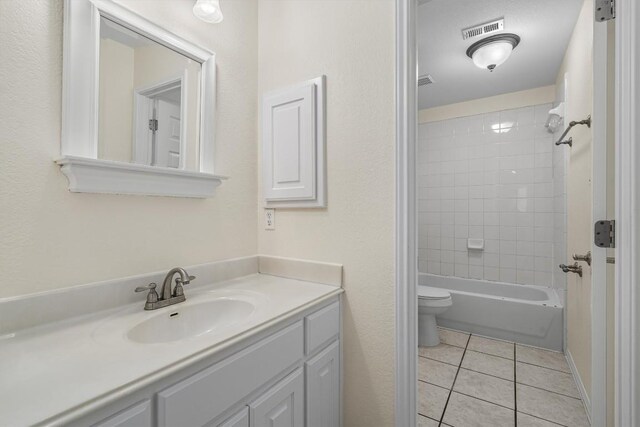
<box><xmin>466</xmin><ymin>33</ymin><xmax>520</xmax><ymax>72</ymax></box>
<box><xmin>193</xmin><ymin>0</ymin><xmax>224</xmax><ymax>24</ymax></box>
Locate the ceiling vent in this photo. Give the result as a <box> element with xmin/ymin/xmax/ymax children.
<box><xmin>418</xmin><ymin>74</ymin><xmax>435</xmax><ymax>87</ymax></box>
<box><xmin>462</xmin><ymin>18</ymin><xmax>504</xmax><ymax>40</ymax></box>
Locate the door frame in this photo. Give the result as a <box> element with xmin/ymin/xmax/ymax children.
<box><xmin>395</xmin><ymin>0</ymin><xmax>418</xmax><ymax>425</ymax></box>
<box><xmin>132</xmin><ymin>72</ymin><xmax>188</xmax><ymax>169</ymax></box>
<box><xmin>395</xmin><ymin>0</ymin><xmax>640</xmax><ymax>425</ymax></box>
<box><xmin>590</xmin><ymin>14</ymin><xmax>610</xmax><ymax>427</ymax></box>
<box><xmin>614</xmin><ymin>0</ymin><xmax>639</xmax><ymax>424</ymax></box>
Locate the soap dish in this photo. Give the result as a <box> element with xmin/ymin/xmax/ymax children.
<box><xmin>467</xmin><ymin>238</ymin><xmax>484</xmax><ymax>251</ymax></box>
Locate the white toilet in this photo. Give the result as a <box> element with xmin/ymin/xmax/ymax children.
<box><xmin>418</xmin><ymin>285</ymin><xmax>453</xmax><ymax>347</ymax></box>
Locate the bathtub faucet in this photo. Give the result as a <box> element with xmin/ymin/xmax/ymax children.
<box><xmin>559</xmin><ymin>263</ymin><xmax>583</xmax><ymax>278</ymax></box>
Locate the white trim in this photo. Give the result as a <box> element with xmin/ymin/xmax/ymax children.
<box><xmin>61</xmin><ymin>0</ymin><xmax>219</xmax><ymax>197</ymax></box>
<box><xmin>590</xmin><ymin>16</ymin><xmax>609</xmax><ymax>427</ymax></box>
<box><xmin>55</xmin><ymin>156</ymin><xmax>225</xmax><ymax>198</ymax></box>
<box><xmin>615</xmin><ymin>0</ymin><xmax>639</xmax><ymax>424</ymax></box>
<box><xmin>395</xmin><ymin>0</ymin><xmax>418</xmax><ymax>426</ymax></box>
<box><xmin>566</xmin><ymin>349</ymin><xmax>592</xmax><ymax>424</ymax></box>
<box><xmin>132</xmin><ymin>91</ymin><xmax>153</xmax><ymax>165</ymax></box>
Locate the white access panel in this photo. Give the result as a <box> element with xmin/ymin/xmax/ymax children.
<box><xmin>262</xmin><ymin>76</ymin><xmax>326</xmax><ymax>208</ymax></box>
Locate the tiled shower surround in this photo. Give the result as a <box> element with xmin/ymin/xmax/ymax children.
<box><xmin>418</xmin><ymin>103</ymin><xmax>567</xmax><ymax>287</ymax></box>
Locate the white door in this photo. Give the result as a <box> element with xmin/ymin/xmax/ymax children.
<box><xmin>154</xmin><ymin>99</ymin><xmax>181</xmax><ymax>168</ymax></box>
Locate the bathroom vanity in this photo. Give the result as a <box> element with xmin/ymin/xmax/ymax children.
<box><xmin>0</xmin><ymin>258</ymin><xmax>343</xmax><ymax>427</ymax></box>
<box><xmin>78</xmin><ymin>297</ymin><xmax>340</xmax><ymax>427</ymax></box>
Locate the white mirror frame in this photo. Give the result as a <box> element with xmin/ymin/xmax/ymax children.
<box><xmin>57</xmin><ymin>0</ymin><xmax>225</xmax><ymax>198</ymax></box>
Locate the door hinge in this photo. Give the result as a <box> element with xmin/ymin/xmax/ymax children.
<box><xmin>595</xmin><ymin>0</ymin><xmax>615</xmax><ymax>21</ymax></box>
<box><xmin>595</xmin><ymin>220</ymin><xmax>615</xmax><ymax>248</ymax></box>
<box><xmin>148</xmin><ymin>119</ymin><xmax>158</xmax><ymax>132</ymax></box>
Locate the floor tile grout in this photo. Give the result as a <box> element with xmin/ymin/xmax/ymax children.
<box><xmin>515</xmin><ymin>382</ymin><xmax>583</xmax><ymax>401</ymax></box>
<box><xmin>516</xmin><ymin>410</ymin><xmax>569</xmax><ymax>426</ymax></box>
<box><xmin>437</xmin><ymin>333</ymin><xmax>471</xmax><ymax>426</ymax></box>
<box><xmin>418</xmin><ymin>378</ymin><xmax>450</xmax><ymax>390</ymax></box>
<box><xmin>421</xmin><ymin>329</ymin><xmax>586</xmax><ymax>427</ymax></box>
<box><xmin>464</xmin><ymin>347</ymin><xmax>515</xmax><ymax>361</ymax></box>
<box><xmin>458</xmin><ymin>366</ymin><xmax>513</xmax><ymax>382</ymax></box>
<box><xmin>419</xmin><ymin>354</ymin><xmax>462</xmax><ymax>367</ymax></box>
<box><xmin>449</xmin><ymin>389</ymin><xmax>516</xmax><ymax>412</ymax></box>
<box><xmin>516</xmin><ymin>359</ymin><xmax>572</xmax><ymax>374</ymax></box>
<box><xmin>514</xmin><ymin>342</ymin><xmax>518</xmax><ymax>427</ymax></box>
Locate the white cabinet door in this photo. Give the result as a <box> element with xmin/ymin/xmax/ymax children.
<box><xmin>262</xmin><ymin>76</ymin><xmax>326</xmax><ymax>208</ymax></box>
<box><xmin>93</xmin><ymin>400</ymin><xmax>151</xmax><ymax>427</ymax></box>
<box><xmin>216</xmin><ymin>407</ymin><xmax>249</xmax><ymax>427</ymax></box>
<box><xmin>306</xmin><ymin>341</ymin><xmax>340</xmax><ymax>427</ymax></box>
<box><xmin>249</xmin><ymin>368</ymin><xmax>304</xmax><ymax>427</ymax></box>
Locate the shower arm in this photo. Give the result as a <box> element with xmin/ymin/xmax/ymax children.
<box><xmin>555</xmin><ymin>115</ymin><xmax>592</xmax><ymax>146</ymax></box>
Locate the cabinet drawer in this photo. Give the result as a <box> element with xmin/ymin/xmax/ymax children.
<box><xmin>305</xmin><ymin>301</ymin><xmax>340</xmax><ymax>355</ymax></box>
<box><xmin>157</xmin><ymin>321</ymin><xmax>303</xmax><ymax>427</ymax></box>
<box><xmin>93</xmin><ymin>400</ymin><xmax>151</xmax><ymax>427</ymax></box>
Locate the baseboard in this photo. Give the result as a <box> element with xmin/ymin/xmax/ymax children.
<box><xmin>565</xmin><ymin>349</ymin><xmax>592</xmax><ymax>424</ymax></box>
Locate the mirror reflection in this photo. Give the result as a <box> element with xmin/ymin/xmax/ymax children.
<box><xmin>98</xmin><ymin>17</ymin><xmax>201</xmax><ymax>170</ymax></box>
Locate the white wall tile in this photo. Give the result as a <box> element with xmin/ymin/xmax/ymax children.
<box><xmin>441</xmin><ymin>250</ymin><xmax>454</xmax><ymax>263</ymax></box>
<box><xmin>441</xmin><ymin>263</ymin><xmax>454</xmax><ymax>276</ymax></box>
<box><xmin>469</xmin><ymin>265</ymin><xmax>484</xmax><ymax>279</ymax></box>
<box><xmin>417</xmin><ymin>102</ymin><xmax>565</xmax><ymax>287</ymax></box>
<box><xmin>484</xmin><ymin>267</ymin><xmax>500</xmax><ymax>281</ymax></box>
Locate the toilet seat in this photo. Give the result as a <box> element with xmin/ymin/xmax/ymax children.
<box><xmin>418</xmin><ymin>285</ymin><xmax>451</xmax><ymax>300</ymax></box>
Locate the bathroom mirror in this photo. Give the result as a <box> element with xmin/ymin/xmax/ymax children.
<box><xmin>98</xmin><ymin>17</ymin><xmax>201</xmax><ymax>170</ymax></box>
<box><xmin>58</xmin><ymin>0</ymin><xmax>223</xmax><ymax>198</ymax></box>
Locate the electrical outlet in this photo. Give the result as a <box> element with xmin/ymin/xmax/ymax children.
<box><xmin>265</xmin><ymin>208</ymin><xmax>275</xmax><ymax>230</ymax></box>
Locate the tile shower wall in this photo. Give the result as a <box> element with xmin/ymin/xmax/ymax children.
<box><xmin>418</xmin><ymin>103</ymin><xmax>565</xmax><ymax>286</ymax></box>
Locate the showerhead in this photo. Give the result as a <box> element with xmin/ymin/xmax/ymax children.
<box><xmin>545</xmin><ymin>102</ymin><xmax>565</xmax><ymax>133</ymax></box>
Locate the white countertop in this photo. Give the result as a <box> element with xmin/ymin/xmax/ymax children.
<box><xmin>0</xmin><ymin>274</ymin><xmax>342</xmax><ymax>426</ymax></box>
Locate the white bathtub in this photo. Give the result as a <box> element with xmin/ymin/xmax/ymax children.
<box><xmin>420</xmin><ymin>273</ymin><xmax>563</xmax><ymax>351</ymax></box>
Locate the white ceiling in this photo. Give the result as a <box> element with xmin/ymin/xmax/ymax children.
<box><xmin>418</xmin><ymin>0</ymin><xmax>584</xmax><ymax>109</ymax></box>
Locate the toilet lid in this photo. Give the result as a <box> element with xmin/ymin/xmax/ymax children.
<box><xmin>418</xmin><ymin>285</ymin><xmax>451</xmax><ymax>300</ymax></box>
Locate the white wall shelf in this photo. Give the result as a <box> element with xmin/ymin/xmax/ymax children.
<box><xmin>56</xmin><ymin>156</ymin><xmax>225</xmax><ymax>198</ymax></box>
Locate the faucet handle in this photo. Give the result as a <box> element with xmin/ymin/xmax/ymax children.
<box><xmin>135</xmin><ymin>282</ymin><xmax>157</xmax><ymax>293</ymax></box>
<box><xmin>135</xmin><ymin>283</ymin><xmax>159</xmax><ymax>309</ymax></box>
<box><xmin>173</xmin><ymin>276</ymin><xmax>195</xmax><ymax>297</ymax></box>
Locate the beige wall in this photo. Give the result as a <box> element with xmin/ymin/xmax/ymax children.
<box><xmin>256</xmin><ymin>1</ymin><xmax>396</xmax><ymax>425</ymax></box>
<box><xmin>0</xmin><ymin>0</ymin><xmax>259</xmax><ymax>298</ymax></box>
<box><xmin>559</xmin><ymin>0</ymin><xmax>594</xmax><ymax>399</ymax></box>
<box><xmin>99</xmin><ymin>38</ymin><xmax>134</xmax><ymax>163</ymax></box>
<box><xmin>418</xmin><ymin>85</ymin><xmax>556</xmax><ymax>123</ymax></box>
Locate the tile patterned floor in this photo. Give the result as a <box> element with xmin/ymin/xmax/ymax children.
<box><xmin>418</xmin><ymin>328</ymin><xmax>591</xmax><ymax>427</ymax></box>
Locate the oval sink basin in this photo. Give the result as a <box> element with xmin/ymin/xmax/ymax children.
<box><xmin>127</xmin><ymin>298</ymin><xmax>256</xmax><ymax>344</ymax></box>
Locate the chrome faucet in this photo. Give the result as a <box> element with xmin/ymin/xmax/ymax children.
<box><xmin>135</xmin><ymin>267</ymin><xmax>196</xmax><ymax>310</ymax></box>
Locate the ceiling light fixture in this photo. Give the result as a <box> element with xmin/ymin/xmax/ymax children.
<box><xmin>193</xmin><ymin>0</ymin><xmax>224</xmax><ymax>24</ymax></box>
<box><xmin>466</xmin><ymin>33</ymin><xmax>520</xmax><ymax>72</ymax></box>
